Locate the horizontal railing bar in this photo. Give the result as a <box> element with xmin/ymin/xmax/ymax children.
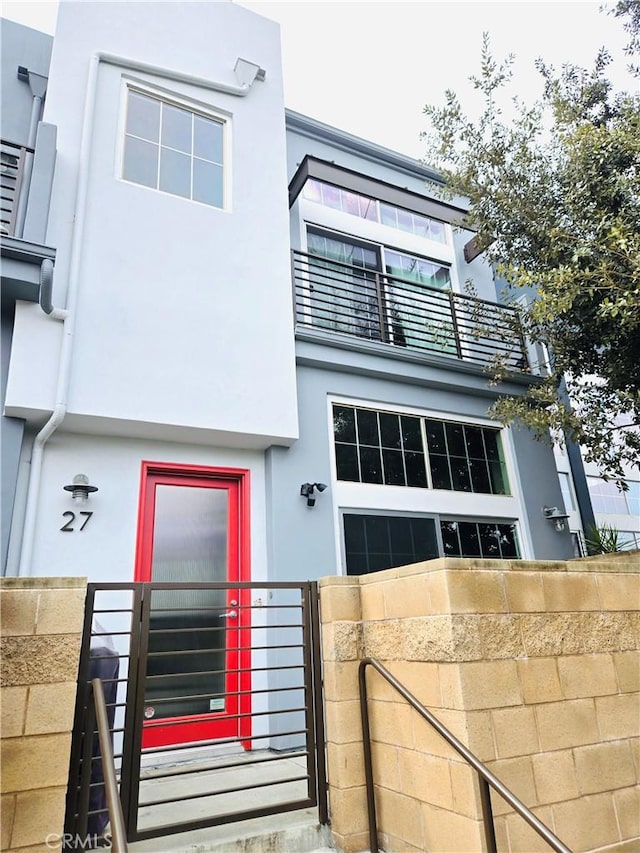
<box><xmin>1</xmin><ymin>138</ymin><xmax>35</xmax><ymax>153</ymax></box>
<box><xmin>145</xmin><ymin>662</ymin><xmax>304</xmax><ymax>681</ymax></box>
<box><xmin>139</xmin><ymin>773</ymin><xmax>310</xmax><ymax>809</ymax></box>
<box><xmin>131</xmin><ymin>798</ymin><xmax>316</xmax><ymax>842</ymax></box>
<box><xmin>146</xmin><ymin>643</ymin><xmax>304</xmax><ymax>659</ymax></box>
<box><xmin>141</xmin><ymin>728</ymin><xmax>309</xmax><ymax>756</ymax></box>
<box><xmin>147</xmin><ymin>684</ymin><xmax>305</xmax><ymax>705</ymax></box>
<box><xmin>143</xmin><ymin>705</ymin><xmax>309</xmax><ymax>730</ymax></box>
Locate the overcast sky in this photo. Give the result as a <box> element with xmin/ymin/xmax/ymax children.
<box><xmin>3</xmin><ymin>1</ymin><xmax>637</xmax><ymax>158</ymax></box>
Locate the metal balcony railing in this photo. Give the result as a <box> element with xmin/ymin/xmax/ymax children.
<box><xmin>292</xmin><ymin>250</ymin><xmax>530</xmax><ymax>373</ymax></box>
<box><xmin>1</xmin><ymin>139</ymin><xmax>32</xmax><ymax>237</ymax></box>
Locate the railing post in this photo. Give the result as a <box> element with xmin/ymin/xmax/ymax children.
<box><xmin>358</xmin><ymin>662</ymin><xmax>380</xmax><ymax>853</ymax></box>
<box><xmin>373</xmin><ymin>271</ymin><xmax>388</xmax><ymax>342</ymax></box>
<box><xmin>448</xmin><ymin>290</ymin><xmax>464</xmax><ymax>359</ymax></box>
<box><xmin>478</xmin><ymin>776</ymin><xmax>498</xmax><ymax>853</ymax></box>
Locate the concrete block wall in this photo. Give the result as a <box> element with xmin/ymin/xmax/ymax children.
<box><xmin>319</xmin><ymin>554</ymin><xmax>640</xmax><ymax>853</ymax></box>
<box><xmin>0</xmin><ymin>578</ymin><xmax>86</xmax><ymax>853</ymax></box>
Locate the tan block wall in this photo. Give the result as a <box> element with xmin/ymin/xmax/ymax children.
<box><xmin>319</xmin><ymin>555</ymin><xmax>640</xmax><ymax>853</ymax></box>
<box><xmin>1</xmin><ymin>578</ymin><xmax>86</xmax><ymax>853</ymax></box>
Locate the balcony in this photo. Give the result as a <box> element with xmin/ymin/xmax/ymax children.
<box><xmin>1</xmin><ymin>139</ymin><xmax>33</xmax><ymax>236</ymax></box>
<box><xmin>292</xmin><ymin>250</ymin><xmax>531</xmax><ymax>373</ymax></box>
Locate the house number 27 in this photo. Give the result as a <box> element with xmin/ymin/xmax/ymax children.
<box><xmin>60</xmin><ymin>511</ymin><xmax>93</xmax><ymax>532</ymax></box>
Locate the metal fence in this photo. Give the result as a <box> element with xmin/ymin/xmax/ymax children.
<box><xmin>1</xmin><ymin>139</ymin><xmax>31</xmax><ymax>236</ymax></box>
<box><xmin>65</xmin><ymin>581</ymin><xmax>327</xmax><ymax>845</ymax></box>
<box><xmin>292</xmin><ymin>249</ymin><xmax>530</xmax><ymax>372</ymax></box>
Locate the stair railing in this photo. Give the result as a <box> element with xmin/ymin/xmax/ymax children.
<box><xmin>359</xmin><ymin>658</ymin><xmax>571</xmax><ymax>853</ymax></box>
<box><xmin>91</xmin><ymin>678</ymin><xmax>128</xmax><ymax>853</ymax></box>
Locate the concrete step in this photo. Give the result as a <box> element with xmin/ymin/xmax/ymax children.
<box><xmin>128</xmin><ymin>807</ymin><xmax>335</xmax><ymax>853</ymax></box>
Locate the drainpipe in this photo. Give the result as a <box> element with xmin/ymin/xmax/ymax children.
<box><xmin>14</xmin><ymin>67</ymin><xmax>48</xmax><ymax>238</ymax></box>
<box><xmin>18</xmin><ymin>51</ymin><xmax>265</xmax><ymax>575</ymax></box>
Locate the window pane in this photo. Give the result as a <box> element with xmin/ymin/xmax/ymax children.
<box><xmin>123</xmin><ymin>136</ymin><xmax>158</xmax><ymax>188</ymax></box>
<box><xmin>126</xmin><ymin>92</ymin><xmax>160</xmax><ymax>141</ymax></box>
<box><xmin>479</xmin><ymin>524</ymin><xmax>501</xmax><ymax>557</ymax></box>
<box><xmin>450</xmin><ymin>457</ymin><xmax>472</xmax><ymax>492</ymax></box>
<box><xmin>194</xmin><ymin>116</ymin><xmax>223</xmax><ymax>162</ymax></box>
<box><xmin>469</xmin><ymin>458</ymin><xmax>491</xmax><ymax>493</ymax></box>
<box><xmin>365</xmin><ymin>516</ymin><xmax>389</xmax><ymax>553</ymax></box>
<box><xmin>388</xmin><ymin>516</ymin><xmax>412</xmax><ymax>553</ymax></box>
<box><xmin>344</xmin><ymin>514</ymin><xmax>366</xmax><ymax>552</ymax></box>
<box><xmin>488</xmin><ymin>461</ymin><xmax>508</xmax><ymax>495</ymax></box>
<box><xmin>303</xmin><ymin>178</ymin><xmax>321</xmax><ymax>203</ymax></box>
<box><xmin>335</xmin><ymin>444</ymin><xmax>359</xmax><ymax>482</ymax></box>
<box><xmin>382</xmin><ymin>449</ymin><xmax>405</xmax><ymax>486</ymax></box>
<box><xmin>401</xmin><ymin>416</ymin><xmax>423</xmax><ymax>451</ymax></box>
<box><xmin>162</xmin><ymin>104</ymin><xmax>192</xmax><ymax>152</ymax></box>
<box><xmin>446</xmin><ymin>423</ymin><xmax>465</xmax><ymax>456</ymax></box>
<box><xmin>334</xmin><ymin>406</ymin><xmax>356</xmax><ymax>443</ymax></box>
<box><xmin>193</xmin><ymin>159</ymin><xmax>223</xmax><ymax>207</ymax></box>
<box><xmin>380</xmin><ymin>413</ymin><xmax>401</xmax><ymax>449</ymax></box>
<box><xmin>425</xmin><ymin>420</ymin><xmax>446</xmax><ymax>453</ymax></box>
<box><xmin>430</xmin><ymin>454</ymin><xmax>451</xmax><ymax>490</ymax></box>
<box><xmin>359</xmin><ymin>447</ymin><xmax>383</xmax><ymax>484</ymax></box>
<box><xmin>458</xmin><ymin>522</ymin><xmax>482</xmax><ymax>557</ymax></box>
<box><xmin>497</xmin><ymin>524</ymin><xmax>519</xmax><ymax>558</ymax></box>
<box><xmin>380</xmin><ymin>203</ymin><xmax>396</xmax><ymax>227</ymax></box>
<box><xmin>159</xmin><ymin>147</ymin><xmax>191</xmax><ymax>198</ymax></box>
<box><xmin>464</xmin><ymin>426</ymin><xmax>485</xmax><ymax>459</ymax></box>
<box><xmin>405</xmin><ymin>452</ymin><xmax>427</xmax><ymax>488</ymax></box>
<box><xmin>626</xmin><ymin>482</ymin><xmax>640</xmax><ymax>515</ymax></box>
<box><xmin>357</xmin><ymin>409</ymin><xmax>379</xmax><ymax>446</ymax></box>
<box><xmin>441</xmin><ymin>521</ymin><xmax>460</xmax><ymax>556</ymax></box>
<box><xmin>484</xmin><ymin>430</ymin><xmax>501</xmax><ymax>461</ymax></box>
<box><xmin>413</xmin><ymin>518</ymin><xmax>438</xmax><ymax>560</ymax></box>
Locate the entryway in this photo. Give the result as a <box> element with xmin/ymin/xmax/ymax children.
<box><xmin>64</xmin><ymin>580</ymin><xmax>327</xmax><ymax>844</ymax></box>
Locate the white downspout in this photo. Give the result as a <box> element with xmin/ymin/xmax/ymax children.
<box><xmin>18</xmin><ymin>52</ymin><xmax>265</xmax><ymax>575</ymax></box>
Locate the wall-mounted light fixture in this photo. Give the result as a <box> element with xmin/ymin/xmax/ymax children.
<box><xmin>543</xmin><ymin>506</ymin><xmax>570</xmax><ymax>532</ymax></box>
<box><xmin>300</xmin><ymin>482</ymin><xmax>327</xmax><ymax>508</ymax></box>
<box><xmin>64</xmin><ymin>474</ymin><xmax>98</xmax><ymax>502</ymax></box>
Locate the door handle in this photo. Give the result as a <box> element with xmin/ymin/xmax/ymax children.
<box><xmin>218</xmin><ymin>610</ymin><xmax>238</xmax><ymax>619</ymax></box>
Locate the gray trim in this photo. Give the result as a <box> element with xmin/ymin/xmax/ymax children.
<box><xmin>1</xmin><ymin>236</ymin><xmax>56</xmax><ymax>264</ymax></box>
<box><xmin>295</xmin><ymin>330</ymin><xmax>540</xmax><ymax>393</ymax></box>
<box><xmin>286</xmin><ymin>109</ymin><xmax>444</xmax><ymax>184</ymax></box>
<box><xmin>288</xmin><ymin>155</ymin><xmax>470</xmax><ymax>226</ymax></box>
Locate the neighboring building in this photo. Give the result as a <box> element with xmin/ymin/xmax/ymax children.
<box><xmin>5</xmin><ymin>0</ymin><xmax>617</xmax><ymax>594</ymax></box>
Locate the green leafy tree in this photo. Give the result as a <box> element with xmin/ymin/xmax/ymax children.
<box><xmin>421</xmin><ymin>2</ymin><xmax>640</xmax><ymax>484</ymax></box>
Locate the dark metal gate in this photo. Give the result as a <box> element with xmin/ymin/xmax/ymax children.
<box><xmin>64</xmin><ymin>582</ymin><xmax>327</xmax><ymax>844</ymax></box>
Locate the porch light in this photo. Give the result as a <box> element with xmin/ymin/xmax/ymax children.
<box><xmin>64</xmin><ymin>474</ymin><xmax>99</xmax><ymax>502</ymax></box>
<box><xmin>300</xmin><ymin>482</ymin><xmax>327</xmax><ymax>507</ymax></box>
<box><xmin>543</xmin><ymin>506</ymin><xmax>569</xmax><ymax>532</ymax></box>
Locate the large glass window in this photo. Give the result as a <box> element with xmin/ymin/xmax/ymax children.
<box><xmin>332</xmin><ymin>405</ymin><xmax>509</xmax><ymax>496</ymax></box>
<box><xmin>587</xmin><ymin>477</ymin><xmax>630</xmax><ymax>514</ymax></box>
<box><xmin>440</xmin><ymin>520</ymin><xmax>520</xmax><ymax>559</ymax></box>
<box><xmin>333</xmin><ymin>405</ymin><xmax>427</xmax><ymax>487</ymax></box>
<box><xmin>302</xmin><ymin>178</ymin><xmax>447</xmax><ymax>243</ymax></box>
<box><xmin>343</xmin><ymin>514</ymin><xmax>439</xmax><ymax>575</ymax></box>
<box><xmin>123</xmin><ymin>89</ymin><xmax>225</xmax><ymax>208</ymax></box>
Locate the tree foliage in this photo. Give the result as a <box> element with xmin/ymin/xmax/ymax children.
<box><xmin>421</xmin><ymin>2</ymin><xmax>640</xmax><ymax>483</ymax></box>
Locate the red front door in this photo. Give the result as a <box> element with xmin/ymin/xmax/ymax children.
<box><xmin>135</xmin><ymin>463</ymin><xmax>250</xmax><ymax>748</ymax></box>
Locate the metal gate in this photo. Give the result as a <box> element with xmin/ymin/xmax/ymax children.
<box><xmin>64</xmin><ymin>581</ymin><xmax>327</xmax><ymax>844</ymax></box>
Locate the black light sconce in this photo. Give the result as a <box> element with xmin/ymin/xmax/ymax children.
<box><xmin>64</xmin><ymin>473</ymin><xmax>99</xmax><ymax>502</ymax></box>
<box><xmin>300</xmin><ymin>482</ymin><xmax>327</xmax><ymax>507</ymax></box>
<box><xmin>543</xmin><ymin>506</ymin><xmax>570</xmax><ymax>532</ymax></box>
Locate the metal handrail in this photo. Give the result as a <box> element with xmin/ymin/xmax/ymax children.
<box><xmin>359</xmin><ymin>659</ymin><xmax>571</xmax><ymax>853</ymax></box>
<box><xmin>92</xmin><ymin>678</ymin><xmax>129</xmax><ymax>853</ymax></box>
<box><xmin>292</xmin><ymin>249</ymin><xmax>530</xmax><ymax>372</ymax></box>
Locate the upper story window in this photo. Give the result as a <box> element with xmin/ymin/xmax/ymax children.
<box><xmin>587</xmin><ymin>476</ymin><xmax>639</xmax><ymax>515</ymax></box>
<box><xmin>333</xmin><ymin>404</ymin><xmax>510</xmax><ymax>495</ymax></box>
<box><xmin>123</xmin><ymin>89</ymin><xmax>225</xmax><ymax>208</ymax></box>
<box><xmin>302</xmin><ymin>178</ymin><xmax>447</xmax><ymax>243</ymax></box>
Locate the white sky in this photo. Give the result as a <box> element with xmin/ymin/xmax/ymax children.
<box><xmin>2</xmin><ymin>1</ymin><xmax>637</xmax><ymax>159</ymax></box>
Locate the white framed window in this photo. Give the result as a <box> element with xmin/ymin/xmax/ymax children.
<box><xmin>122</xmin><ymin>87</ymin><xmax>228</xmax><ymax>208</ymax></box>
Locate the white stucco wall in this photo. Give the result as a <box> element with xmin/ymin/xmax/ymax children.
<box><xmin>27</xmin><ymin>431</ymin><xmax>267</xmax><ymax>585</ymax></box>
<box><xmin>5</xmin><ymin>1</ymin><xmax>298</xmax><ymax>447</ymax></box>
